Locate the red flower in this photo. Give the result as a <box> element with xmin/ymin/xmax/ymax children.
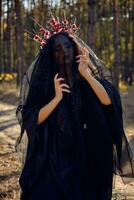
<box><xmin>51</xmin><ymin>20</ymin><xmax>58</xmax><ymax>27</ymax></box>
<box><xmin>70</xmin><ymin>24</ymin><xmax>77</xmax><ymax>29</ymax></box>
<box><xmin>31</xmin><ymin>15</ymin><xmax>79</xmax><ymax>47</ymax></box>
<box><xmin>51</xmin><ymin>17</ymin><xmax>56</xmax><ymax>23</ymax></box>
<box><xmin>50</xmin><ymin>17</ymin><xmax>59</xmax><ymax>27</ymax></box>
<box><xmin>40</xmin><ymin>40</ymin><xmax>46</xmax><ymax>46</ymax></box>
<box><xmin>62</xmin><ymin>20</ymin><xmax>69</xmax><ymax>25</ymax></box>
<box><xmin>45</xmin><ymin>30</ymin><xmax>50</xmax><ymax>35</ymax></box>
<box><xmin>57</xmin><ymin>21</ymin><xmax>60</xmax><ymax>26</ymax></box>
<box><xmin>34</xmin><ymin>35</ymin><xmax>39</xmax><ymax>40</ymax></box>
<box><xmin>43</xmin><ymin>30</ymin><xmax>50</xmax><ymax>39</ymax></box>
<box><xmin>34</xmin><ymin>35</ymin><xmax>42</xmax><ymax>42</ymax></box>
<box><xmin>40</xmin><ymin>28</ymin><xmax>46</xmax><ymax>34</ymax></box>
<box><xmin>62</xmin><ymin>27</ymin><xmax>68</xmax><ymax>32</ymax></box>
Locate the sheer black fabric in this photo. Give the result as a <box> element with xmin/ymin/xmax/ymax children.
<box><xmin>16</xmin><ymin>32</ymin><xmax>134</xmax><ymax>200</ymax></box>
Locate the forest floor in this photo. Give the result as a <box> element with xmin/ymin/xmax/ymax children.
<box><xmin>0</xmin><ymin>82</ymin><xmax>134</xmax><ymax>200</ymax></box>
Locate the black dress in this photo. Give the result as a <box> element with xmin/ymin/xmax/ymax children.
<box><xmin>19</xmin><ymin>77</ymin><xmax>130</xmax><ymax>200</ymax></box>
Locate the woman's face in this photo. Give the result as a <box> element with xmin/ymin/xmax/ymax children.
<box><xmin>53</xmin><ymin>35</ymin><xmax>74</xmax><ymax>66</ymax></box>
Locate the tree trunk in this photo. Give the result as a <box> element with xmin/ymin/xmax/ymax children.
<box><xmin>124</xmin><ymin>0</ymin><xmax>130</xmax><ymax>84</ymax></box>
<box><xmin>130</xmin><ymin>1</ymin><xmax>134</xmax><ymax>84</ymax></box>
<box><xmin>112</xmin><ymin>0</ymin><xmax>120</xmax><ymax>89</ymax></box>
<box><xmin>0</xmin><ymin>0</ymin><xmax>2</xmax><ymax>73</ymax></box>
<box><xmin>6</xmin><ymin>0</ymin><xmax>14</xmax><ymax>73</ymax></box>
<box><xmin>87</xmin><ymin>0</ymin><xmax>97</xmax><ymax>51</ymax></box>
<box><xmin>15</xmin><ymin>0</ymin><xmax>26</xmax><ymax>86</ymax></box>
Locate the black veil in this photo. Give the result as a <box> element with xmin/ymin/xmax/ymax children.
<box><xmin>16</xmin><ymin>32</ymin><xmax>134</xmax><ymax>185</ymax></box>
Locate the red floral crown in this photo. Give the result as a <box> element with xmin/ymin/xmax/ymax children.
<box><xmin>26</xmin><ymin>11</ymin><xmax>79</xmax><ymax>47</ymax></box>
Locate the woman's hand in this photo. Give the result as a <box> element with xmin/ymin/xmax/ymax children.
<box><xmin>54</xmin><ymin>73</ymin><xmax>71</xmax><ymax>101</ymax></box>
<box><xmin>37</xmin><ymin>73</ymin><xmax>70</xmax><ymax>125</ymax></box>
<box><xmin>70</xmin><ymin>35</ymin><xmax>91</xmax><ymax>78</ymax></box>
<box><xmin>76</xmin><ymin>47</ymin><xmax>90</xmax><ymax>78</ymax></box>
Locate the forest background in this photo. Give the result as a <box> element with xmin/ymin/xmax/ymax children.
<box><xmin>0</xmin><ymin>0</ymin><xmax>134</xmax><ymax>200</ymax></box>
<box><xmin>0</xmin><ymin>0</ymin><xmax>134</xmax><ymax>88</ymax></box>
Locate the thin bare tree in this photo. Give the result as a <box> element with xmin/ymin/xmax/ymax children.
<box><xmin>6</xmin><ymin>0</ymin><xmax>14</xmax><ymax>73</ymax></box>
<box><xmin>0</xmin><ymin>0</ymin><xmax>2</xmax><ymax>73</ymax></box>
<box><xmin>15</xmin><ymin>0</ymin><xmax>26</xmax><ymax>85</ymax></box>
<box><xmin>112</xmin><ymin>0</ymin><xmax>120</xmax><ymax>88</ymax></box>
<box><xmin>124</xmin><ymin>0</ymin><xmax>130</xmax><ymax>84</ymax></box>
<box><xmin>87</xmin><ymin>0</ymin><xmax>97</xmax><ymax>51</ymax></box>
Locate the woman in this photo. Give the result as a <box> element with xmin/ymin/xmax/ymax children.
<box><xmin>16</xmin><ymin>29</ymin><xmax>134</xmax><ymax>199</ymax></box>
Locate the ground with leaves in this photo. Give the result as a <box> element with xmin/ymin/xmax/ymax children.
<box><xmin>0</xmin><ymin>83</ymin><xmax>134</xmax><ymax>200</ymax></box>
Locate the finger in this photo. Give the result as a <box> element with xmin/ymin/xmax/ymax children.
<box><xmin>83</xmin><ymin>47</ymin><xmax>89</xmax><ymax>53</ymax></box>
<box><xmin>56</xmin><ymin>77</ymin><xmax>64</xmax><ymax>82</ymax></box>
<box><xmin>54</xmin><ymin>73</ymin><xmax>59</xmax><ymax>80</ymax></box>
<box><xmin>76</xmin><ymin>55</ymin><xmax>87</xmax><ymax>59</ymax></box>
<box><xmin>81</xmin><ymin>47</ymin><xmax>88</xmax><ymax>56</ymax></box>
<box><xmin>83</xmin><ymin>47</ymin><xmax>89</xmax><ymax>56</ymax></box>
<box><xmin>76</xmin><ymin>59</ymin><xmax>87</xmax><ymax>63</ymax></box>
<box><xmin>62</xmin><ymin>88</ymin><xmax>71</xmax><ymax>93</ymax></box>
<box><xmin>76</xmin><ymin>59</ymin><xmax>88</xmax><ymax>63</ymax></box>
<box><xmin>60</xmin><ymin>83</ymin><xmax>70</xmax><ymax>88</ymax></box>
<box><xmin>76</xmin><ymin>55</ymin><xmax>83</xmax><ymax>57</ymax></box>
<box><xmin>82</xmin><ymin>49</ymin><xmax>87</xmax><ymax>56</ymax></box>
<box><xmin>77</xmin><ymin>47</ymin><xmax>86</xmax><ymax>56</ymax></box>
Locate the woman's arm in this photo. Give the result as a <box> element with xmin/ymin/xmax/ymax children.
<box><xmin>82</xmin><ymin>70</ymin><xmax>111</xmax><ymax>105</ymax></box>
<box><xmin>37</xmin><ymin>96</ymin><xmax>60</xmax><ymax>125</ymax></box>
<box><xmin>38</xmin><ymin>73</ymin><xmax>71</xmax><ymax>125</ymax></box>
<box><xmin>76</xmin><ymin>48</ymin><xmax>111</xmax><ymax>105</ymax></box>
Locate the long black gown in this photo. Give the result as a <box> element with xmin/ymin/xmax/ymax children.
<box><xmin>19</xmin><ymin>75</ymin><xmax>132</xmax><ymax>200</ymax></box>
